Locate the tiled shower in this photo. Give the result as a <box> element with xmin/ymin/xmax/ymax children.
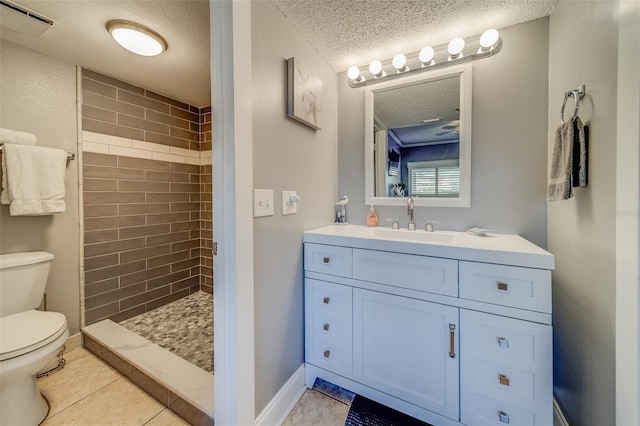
<box><xmin>80</xmin><ymin>69</ymin><xmax>213</xmax><ymax>326</ymax></box>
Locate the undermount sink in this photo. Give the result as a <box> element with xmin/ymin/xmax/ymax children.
<box><xmin>363</xmin><ymin>228</ymin><xmax>457</xmax><ymax>244</ymax></box>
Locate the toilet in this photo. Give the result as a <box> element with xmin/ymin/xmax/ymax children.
<box><xmin>0</xmin><ymin>251</ymin><xmax>69</xmax><ymax>426</ymax></box>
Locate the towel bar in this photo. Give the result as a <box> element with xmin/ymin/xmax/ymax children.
<box><xmin>0</xmin><ymin>144</ymin><xmax>75</xmax><ymax>160</ymax></box>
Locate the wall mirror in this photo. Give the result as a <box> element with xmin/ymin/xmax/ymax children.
<box><xmin>364</xmin><ymin>63</ymin><xmax>472</xmax><ymax>207</ymax></box>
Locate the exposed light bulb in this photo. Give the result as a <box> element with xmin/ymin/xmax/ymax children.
<box><xmin>448</xmin><ymin>37</ymin><xmax>465</xmax><ymax>60</ymax></box>
<box><xmin>479</xmin><ymin>29</ymin><xmax>500</xmax><ymax>50</ymax></box>
<box><xmin>419</xmin><ymin>47</ymin><xmax>435</xmax><ymax>66</ymax></box>
<box><xmin>392</xmin><ymin>53</ymin><xmax>409</xmax><ymax>72</ymax></box>
<box><xmin>347</xmin><ymin>66</ymin><xmax>361</xmax><ymax>80</ymax></box>
<box><xmin>369</xmin><ymin>60</ymin><xmax>386</xmax><ymax>78</ymax></box>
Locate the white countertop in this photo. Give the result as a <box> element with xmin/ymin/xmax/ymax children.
<box><xmin>303</xmin><ymin>224</ymin><xmax>554</xmax><ymax>270</ymax></box>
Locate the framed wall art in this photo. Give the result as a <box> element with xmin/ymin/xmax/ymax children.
<box><xmin>287</xmin><ymin>57</ymin><xmax>322</xmax><ymax>130</ymax></box>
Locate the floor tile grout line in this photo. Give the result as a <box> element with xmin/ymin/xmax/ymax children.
<box><xmin>43</xmin><ymin>376</ymin><xmax>125</xmax><ymax>421</ymax></box>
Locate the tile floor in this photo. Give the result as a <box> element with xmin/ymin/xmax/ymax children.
<box><xmin>39</xmin><ymin>347</ymin><xmax>190</xmax><ymax>425</ymax></box>
<box><xmin>39</xmin><ymin>347</ymin><xmax>348</xmax><ymax>426</ymax></box>
<box><xmin>120</xmin><ymin>291</ymin><xmax>213</xmax><ymax>373</ymax></box>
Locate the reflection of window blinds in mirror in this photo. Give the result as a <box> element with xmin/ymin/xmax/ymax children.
<box><xmin>388</xmin><ymin>149</ymin><xmax>400</xmax><ymax>176</ymax></box>
<box><xmin>408</xmin><ymin>160</ymin><xmax>460</xmax><ymax>197</ymax></box>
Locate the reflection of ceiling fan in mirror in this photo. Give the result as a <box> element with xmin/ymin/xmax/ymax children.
<box><xmin>436</xmin><ymin>124</ymin><xmax>459</xmax><ymax>137</ymax></box>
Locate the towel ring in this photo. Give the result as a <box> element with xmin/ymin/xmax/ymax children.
<box><xmin>561</xmin><ymin>84</ymin><xmax>586</xmax><ymax>124</ymax></box>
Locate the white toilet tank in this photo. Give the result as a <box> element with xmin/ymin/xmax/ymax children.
<box><xmin>0</xmin><ymin>251</ymin><xmax>54</xmax><ymax>317</ymax></box>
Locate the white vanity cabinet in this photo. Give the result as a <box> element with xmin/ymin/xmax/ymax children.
<box><xmin>303</xmin><ymin>226</ymin><xmax>555</xmax><ymax>426</ymax></box>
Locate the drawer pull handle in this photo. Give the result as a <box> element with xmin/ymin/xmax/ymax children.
<box><xmin>497</xmin><ymin>281</ymin><xmax>509</xmax><ymax>291</ymax></box>
<box><xmin>323</xmin><ymin>297</ymin><xmax>330</xmax><ymax>304</ymax></box>
<box><xmin>323</xmin><ymin>257</ymin><xmax>330</xmax><ymax>263</ymax></box>
<box><xmin>323</xmin><ymin>323</ymin><xmax>330</xmax><ymax>331</ymax></box>
<box><xmin>323</xmin><ymin>350</ymin><xmax>330</xmax><ymax>358</ymax></box>
<box><xmin>499</xmin><ymin>374</ymin><xmax>510</xmax><ymax>386</ymax></box>
<box><xmin>497</xmin><ymin>337</ymin><xmax>510</xmax><ymax>348</ymax></box>
<box><xmin>499</xmin><ymin>411</ymin><xmax>510</xmax><ymax>424</ymax></box>
<box><xmin>449</xmin><ymin>323</ymin><xmax>456</xmax><ymax>358</ymax></box>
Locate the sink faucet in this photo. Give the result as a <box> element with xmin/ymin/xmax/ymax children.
<box><xmin>407</xmin><ymin>196</ymin><xmax>415</xmax><ymax>230</ymax></box>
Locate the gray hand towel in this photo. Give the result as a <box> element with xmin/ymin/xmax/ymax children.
<box><xmin>548</xmin><ymin>119</ymin><xmax>575</xmax><ymax>201</ymax></box>
<box><xmin>572</xmin><ymin>117</ymin><xmax>588</xmax><ymax>187</ymax></box>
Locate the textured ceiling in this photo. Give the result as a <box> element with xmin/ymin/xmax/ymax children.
<box><xmin>0</xmin><ymin>0</ymin><xmax>210</xmax><ymax>107</ymax></box>
<box><xmin>1</xmin><ymin>0</ymin><xmax>556</xmax><ymax>108</ymax></box>
<box><xmin>272</xmin><ymin>0</ymin><xmax>556</xmax><ymax>72</ymax></box>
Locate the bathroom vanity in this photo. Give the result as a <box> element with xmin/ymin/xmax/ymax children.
<box><xmin>303</xmin><ymin>225</ymin><xmax>554</xmax><ymax>426</ymax></box>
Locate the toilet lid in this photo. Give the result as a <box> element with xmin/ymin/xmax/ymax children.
<box><xmin>0</xmin><ymin>310</ymin><xmax>67</xmax><ymax>361</ymax></box>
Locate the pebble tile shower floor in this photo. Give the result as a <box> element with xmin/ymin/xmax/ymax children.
<box><xmin>120</xmin><ymin>291</ymin><xmax>213</xmax><ymax>373</ymax></box>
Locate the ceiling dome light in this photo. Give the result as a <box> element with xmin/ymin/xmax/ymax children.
<box><xmin>448</xmin><ymin>37</ymin><xmax>465</xmax><ymax>60</ymax></box>
<box><xmin>369</xmin><ymin>60</ymin><xmax>386</xmax><ymax>78</ymax></box>
<box><xmin>419</xmin><ymin>47</ymin><xmax>435</xmax><ymax>66</ymax></box>
<box><xmin>107</xmin><ymin>20</ymin><xmax>167</xmax><ymax>57</ymax></box>
<box><xmin>479</xmin><ymin>29</ymin><xmax>500</xmax><ymax>50</ymax></box>
<box><xmin>392</xmin><ymin>53</ymin><xmax>409</xmax><ymax>72</ymax></box>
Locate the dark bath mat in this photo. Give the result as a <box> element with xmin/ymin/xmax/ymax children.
<box><xmin>344</xmin><ymin>395</ymin><xmax>432</xmax><ymax>426</ymax></box>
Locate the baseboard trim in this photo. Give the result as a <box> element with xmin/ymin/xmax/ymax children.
<box><xmin>255</xmin><ymin>364</ymin><xmax>307</xmax><ymax>426</ymax></box>
<box><xmin>65</xmin><ymin>332</ymin><xmax>82</xmax><ymax>351</ymax></box>
<box><xmin>554</xmin><ymin>397</ymin><xmax>570</xmax><ymax>426</ymax></box>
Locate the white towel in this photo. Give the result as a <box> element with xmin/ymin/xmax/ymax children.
<box><xmin>548</xmin><ymin>119</ymin><xmax>575</xmax><ymax>201</ymax></box>
<box><xmin>1</xmin><ymin>144</ymin><xmax>67</xmax><ymax>215</ymax></box>
<box><xmin>0</xmin><ymin>128</ymin><xmax>37</xmax><ymax>146</ymax></box>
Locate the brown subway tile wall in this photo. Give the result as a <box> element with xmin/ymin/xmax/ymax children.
<box><xmin>83</xmin><ymin>153</ymin><xmax>203</xmax><ymax>324</ymax></box>
<box><xmin>82</xmin><ymin>69</ymin><xmax>203</xmax><ymax>152</ymax></box>
<box><xmin>82</xmin><ymin>70</ymin><xmax>213</xmax><ymax>323</ymax></box>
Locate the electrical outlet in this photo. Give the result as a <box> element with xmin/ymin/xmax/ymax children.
<box><xmin>253</xmin><ymin>189</ymin><xmax>274</xmax><ymax>217</ymax></box>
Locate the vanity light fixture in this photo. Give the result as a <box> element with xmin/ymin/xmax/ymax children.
<box><xmin>447</xmin><ymin>37</ymin><xmax>465</xmax><ymax>60</ymax></box>
<box><xmin>479</xmin><ymin>28</ymin><xmax>500</xmax><ymax>52</ymax></box>
<box><xmin>107</xmin><ymin>20</ymin><xmax>167</xmax><ymax>57</ymax></box>
<box><xmin>418</xmin><ymin>46</ymin><xmax>435</xmax><ymax>66</ymax></box>
<box><xmin>347</xmin><ymin>29</ymin><xmax>502</xmax><ymax>88</ymax></box>
<box><xmin>392</xmin><ymin>53</ymin><xmax>409</xmax><ymax>73</ymax></box>
<box><xmin>347</xmin><ymin>65</ymin><xmax>365</xmax><ymax>83</ymax></box>
<box><xmin>369</xmin><ymin>60</ymin><xmax>386</xmax><ymax>78</ymax></box>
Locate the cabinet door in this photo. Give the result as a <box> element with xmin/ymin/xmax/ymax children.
<box><xmin>353</xmin><ymin>288</ymin><xmax>459</xmax><ymax>421</ymax></box>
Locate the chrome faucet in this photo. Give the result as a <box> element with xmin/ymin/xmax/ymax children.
<box><xmin>407</xmin><ymin>196</ymin><xmax>415</xmax><ymax>230</ymax></box>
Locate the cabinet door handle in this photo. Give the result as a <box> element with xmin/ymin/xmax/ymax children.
<box><xmin>497</xmin><ymin>281</ymin><xmax>509</xmax><ymax>291</ymax></box>
<box><xmin>323</xmin><ymin>297</ymin><xmax>330</xmax><ymax>304</ymax></box>
<box><xmin>499</xmin><ymin>374</ymin><xmax>510</xmax><ymax>386</ymax></box>
<box><xmin>323</xmin><ymin>257</ymin><xmax>330</xmax><ymax>264</ymax></box>
<box><xmin>323</xmin><ymin>350</ymin><xmax>330</xmax><ymax>358</ymax></box>
<box><xmin>323</xmin><ymin>323</ymin><xmax>330</xmax><ymax>331</ymax></box>
<box><xmin>499</xmin><ymin>411</ymin><xmax>510</xmax><ymax>424</ymax></box>
<box><xmin>449</xmin><ymin>323</ymin><xmax>456</xmax><ymax>358</ymax></box>
<box><xmin>497</xmin><ymin>337</ymin><xmax>510</xmax><ymax>348</ymax></box>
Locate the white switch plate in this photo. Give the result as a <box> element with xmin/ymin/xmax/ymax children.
<box><xmin>282</xmin><ymin>190</ymin><xmax>298</xmax><ymax>215</ymax></box>
<box><xmin>253</xmin><ymin>189</ymin><xmax>274</xmax><ymax>217</ymax></box>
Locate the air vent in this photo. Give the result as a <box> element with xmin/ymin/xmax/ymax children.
<box><xmin>0</xmin><ymin>0</ymin><xmax>54</xmax><ymax>38</ymax></box>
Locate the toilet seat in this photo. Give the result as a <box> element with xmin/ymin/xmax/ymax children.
<box><xmin>0</xmin><ymin>310</ymin><xmax>67</xmax><ymax>361</ymax></box>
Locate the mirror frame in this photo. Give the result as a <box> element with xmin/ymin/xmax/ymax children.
<box><xmin>364</xmin><ymin>63</ymin><xmax>472</xmax><ymax>207</ymax></box>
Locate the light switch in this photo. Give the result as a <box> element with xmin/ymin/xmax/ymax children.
<box><xmin>253</xmin><ymin>189</ymin><xmax>274</xmax><ymax>217</ymax></box>
<box><xmin>282</xmin><ymin>190</ymin><xmax>300</xmax><ymax>215</ymax></box>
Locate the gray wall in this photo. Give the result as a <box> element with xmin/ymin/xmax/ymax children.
<box><xmin>338</xmin><ymin>18</ymin><xmax>550</xmax><ymax>248</ymax></box>
<box><xmin>251</xmin><ymin>1</ymin><xmax>338</xmax><ymax>414</ymax></box>
<box><xmin>0</xmin><ymin>40</ymin><xmax>81</xmax><ymax>334</ymax></box>
<box><xmin>548</xmin><ymin>1</ymin><xmax>618</xmax><ymax>424</ymax></box>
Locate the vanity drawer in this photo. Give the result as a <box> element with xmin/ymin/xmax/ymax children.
<box><xmin>462</xmin><ymin>392</ymin><xmax>537</xmax><ymax>426</ymax></box>
<box><xmin>304</xmin><ymin>243</ymin><xmax>353</xmax><ymax>278</ymax></box>
<box><xmin>459</xmin><ymin>261</ymin><xmax>551</xmax><ymax>313</ymax></box>
<box><xmin>353</xmin><ymin>249</ymin><xmax>458</xmax><ymax>297</ymax></box>
<box><xmin>306</xmin><ymin>278</ymin><xmax>351</xmax><ymax>313</ymax></box>
<box><xmin>461</xmin><ymin>310</ymin><xmax>552</xmax><ymax>426</ymax></box>
<box><xmin>305</xmin><ymin>279</ymin><xmax>353</xmax><ymax>378</ymax></box>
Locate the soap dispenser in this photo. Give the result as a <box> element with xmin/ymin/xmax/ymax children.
<box><xmin>366</xmin><ymin>204</ymin><xmax>378</xmax><ymax>227</ymax></box>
